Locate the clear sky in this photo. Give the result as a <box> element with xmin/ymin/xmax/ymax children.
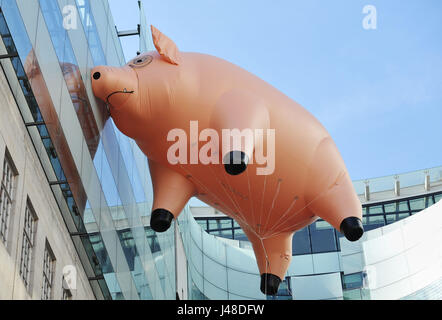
<box><xmin>109</xmin><ymin>0</ymin><xmax>442</xmax><ymax>189</ymax></box>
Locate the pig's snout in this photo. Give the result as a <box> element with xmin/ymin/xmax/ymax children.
<box><xmin>91</xmin><ymin>65</ymin><xmax>137</xmax><ymax>108</ymax></box>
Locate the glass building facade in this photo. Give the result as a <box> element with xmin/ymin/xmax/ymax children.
<box><xmin>0</xmin><ymin>0</ymin><xmax>174</xmax><ymax>299</ymax></box>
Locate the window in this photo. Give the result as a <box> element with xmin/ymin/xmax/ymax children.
<box><xmin>292</xmin><ymin>226</ymin><xmax>311</xmax><ymax>255</ymax></box>
<box><xmin>310</xmin><ymin>220</ymin><xmax>338</xmax><ymax>253</ymax></box>
<box><xmin>145</xmin><ymin>227</ymin><xmax>161</xmax><ymax>254</ymax></box>
<box><xmin>343</xmin><ymin>272</ymin><xmax>363</xmax><ymax>290</ymax></box>
<box><xmin>233</xmin><ymin>227</ymin><xmax>247</xmax><ymax>241</ymax></box>
<box><xmin>363</xmin><ymin>215</ymin><xmax>386</xmax><ymax>231</ymax></box>
<box><xmin>42</xmin><ymin>241</ymin><xmax>56</xmax><ymax>300</ymax></box>
<box><xmin>409</xmin><ymin>198</ymin><xmax>425</xmax><ymax>211</ymax></box>
<box><xmin>0</xmin><ymin>153</ymin><xmax>17</xmax><ymax>245</ymax></box>
<box><xmin>19</xmin><ymin>200</ymin><xmax>37</xmax><ymax>290</ymax></box>
<box><xmin>207</xmin><ymin>218</ymin><xmax>232</xmax><ymax>231</ymax></box>
<box><xmin>367</xmin><ymin>205</ymin><xmax>383</xmax><ymax>214</ymax></box>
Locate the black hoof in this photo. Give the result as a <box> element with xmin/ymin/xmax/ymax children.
<box><xmin>340</xmin><ymin>217</ymin><xmax>364</xmax><ymax>241</ymax></box>
<box><xmin>260</xmin><ymin>273</ymin><xmax>281</xmax><ymax>295</ymax></box>
<box><xmin>223</xmin><ymin>151</ymin><xmax>248</xmax><ymax>176</ymax></box>
<box><xmin>150</xmin><ymin>208</ymin><xmax>174</xmax><ymax>232</ymax></box>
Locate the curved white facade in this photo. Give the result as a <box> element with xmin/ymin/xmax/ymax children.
<box><xmin>349</xmin><ymin>199</ymin><xmax>442</xmax><ymax>299</ymax></box>
<box><xmin>181</xmin><ymin>197</ymin><xmax>442</xmax><ymax>300</ymax></box>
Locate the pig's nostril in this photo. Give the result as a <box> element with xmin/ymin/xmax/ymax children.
<box><xmin>93</xmin><ymin>72</ymin><xmax>101</xmax><ymax>80</ymax></box>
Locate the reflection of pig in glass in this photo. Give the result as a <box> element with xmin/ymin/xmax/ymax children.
<box><xmin>92</xmin><ymin>26</ymin><xmax>363</xmax><ymax>295</ymax></box>
<box><xmin>23</xmin><ymin>50</ymin><xmax>99</xmax><ymax>216</ymax></box>
<box><xmin>60</xmin><ymin>61</ymin><xmax>101</xmax><ymax>157</ymax></box>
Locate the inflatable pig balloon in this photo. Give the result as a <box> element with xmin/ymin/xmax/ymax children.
<box><xmin>91</xmin><ymin>26</ymin><xmax>363</xmax><ymax>296</ymax></box>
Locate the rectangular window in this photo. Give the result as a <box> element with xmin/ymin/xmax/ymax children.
<box><xmin>384</xmin><ymin>202</ymin><xmax>397</xmax><ymax>213</ymax></box>
<box><xmin>145</xmin><ymin>227</ymin><xmax>161</xmax><ymax>254</ymax></box>
<box><xmin>19</xmin><ymin>200</ymin><xmax>37</xmax><ymax>290</ymax></box>
<box><xmin>292</xmin><ymin>226</ymin><xmax>311</xmax><ymax>255</ymax></box>
<box><xmin>42</xmin><ymin>241</ymin><xmax>56</xmax><ymax>300</ymax></box>
<box><xmin>310</xmin><ymin>220</ymin><xmax>338</xmax><ymax>254</ymax></box>
<box><xmin>0</xmin><ymin>153</ymin><xmax>17</xmax><ymax>245</ymax></box>
<box><xmin>233</xmin><ymin>227</ymin><xmax>248</xmax><ymax>241</ymax></box>
<box><xmin>207</xmin><ymin>218</ymin><xmax>232</xmax><ymax>231</ymax></box>
<box><xmin>398</xmin><ymin>200</ymin><xmax>409</xmax><ymax>212</ymax></box>
<box><xmin>367</xmin><ymin>205</ymin><xmax>383</xmax><ymax>214</ymax></box>
<box><xmin>364</xmin><ymin>214</ymin><xmax>386</xmax><ymax>231</ymax></box>
<box><xmin>409</xmin><ymin>198</ymin><xmax>425</xmax><ymax>211</ymax></box>
<box><xmin>343</xmin><ymin>272</ymin><xmax>363</xmax><ymax>290</ymax></box>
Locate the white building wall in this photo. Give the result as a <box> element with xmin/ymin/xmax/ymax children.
<box><xmin>359</xmin><ymin>200</ymin><xmax>442</xmax><ymax>299</ymax></box>
<box><xmin>290</xmin><ymin>273</ymin><xmax>343</xmax><ymax>300</ymax></box>
<box><xmin>0</xmin><ymin>67</ymin><xmax>94</xmax><ymax>300</ymax></box>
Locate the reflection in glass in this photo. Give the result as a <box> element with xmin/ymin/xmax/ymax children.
<box><xmin>310</xmin><ymin>221</ymin><xmax>337</xmax><ymax>253</ymax></box>
<box><xmin>39</xmin><ymin>0</ymin><xmax>100</xmax><ymax>157</ymax></box>
<box><xmin>292</xmin><ymin>226</ymin><xmax>311</xmax><ymax>255</ymax></box>
<box><xmin>343</xmin><ymin>272</ymin><xmax>363</xmax><ymax>290</ymax></box>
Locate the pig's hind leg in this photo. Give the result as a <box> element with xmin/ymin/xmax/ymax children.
<box><xmin>305</xmin><ymin>137</ymin><xmax>364</xmax><ymax>242</ymax></box>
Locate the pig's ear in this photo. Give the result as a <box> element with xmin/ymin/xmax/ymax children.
<box><xmin>151</xmin><ymin>25</ymin><xmax>181</xmax><ymax>65</ymax></box>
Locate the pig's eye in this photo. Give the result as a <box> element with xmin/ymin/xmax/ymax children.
<box><xmin>130</xmin><ymin>55</ymin><xmax>153</xmax><ymax>67</ymax></box>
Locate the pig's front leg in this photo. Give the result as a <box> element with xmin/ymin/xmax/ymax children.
<box><xmin>210</xmin><ymin>89</ymin><xmax>270</xmax><ymax>176</ymax></box>
<box><xmin>149</xmin><ymin>159</ymin><xmax>196</xmax><ymax>232</ymax></box>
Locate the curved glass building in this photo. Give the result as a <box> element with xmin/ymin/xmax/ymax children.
<box><xmin>0</xmin><ymin>0</ymin><xmax>440</xmax><ymax>300</ymax></box>
<box><xmin>190</xmin><ymin>167</ymin><xmax>442</xmax><ymax>300</ymax></box>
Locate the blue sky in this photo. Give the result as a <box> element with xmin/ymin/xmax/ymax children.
<box><xmin>109</xmin><ymin>0</ymin><xmax>442</xmax><ymax>183</ymax></box>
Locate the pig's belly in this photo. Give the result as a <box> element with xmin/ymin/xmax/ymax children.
<box><xmin>180</xmin><ymin>162</ymin><xmax>318</xmax><ymax>238</ymax></box>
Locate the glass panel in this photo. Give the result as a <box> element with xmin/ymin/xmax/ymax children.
<box><xmin>343</xmin><ymin>272</ymin><xmax>363</xmax><ymax>290</ymax></box>
<box><xmin>39</xmin><ymin>0</ymin><xmax>100</xmax><ymax>157</ymax></box>
<box><xmin>75</xmin><ymin>0</ymin><xmax>107</xmax><ymax>66</ymax></box>
<box><xmin>208</xmin><ymin>218</ymin><xmax>232</xmax><ymax>231</ymax></box>
<box><xmin>145</xmin><ymin>227</ymin><xmax>161</xmax><ymax>254</ymax></box>
<box><xmin>367</xmin><ymin>205</ymin><xmax>383</xmax><ymax>214</ymax></box>
<box><xmin>386</xmin><ymin>213</ymin><xmax>410</xmax><ymax>224</ymax></box>
<box><xmin>117</xmin><ymin>229</ymin><xmax>153</xmax><ymax>299</ymax></box>
<box><xmin>203</xmin><ymin>254</ymin><xmax>228</xmax><ymax>291</ymax></box>
<box><xmin>426</xmin><ymin>196</ymin><xmax>435</xmax><ymax>207</ymax></box>
<box><xmin>343</xmin><ymin>288</ymin><xmax>362</xmax><ymax>300</ymax></box>
<box><xmin>409</xmin><ymin>198</ymin><xmax>425</xmax><ymax>211</ymax></box>
<box><xmin>292</xmin><ymin>226</ymin><xmax>311</xmax><ymax>255</ymax></box>
<box><xmin>435</xmin><ymin>194</ymin><xmax>442</xmax><ymax>203</ymax></box>
<box><xmin>384</xmin><ymin>203</ymin><xmax>396</xmax><ymax>213</ymax></box>
<box><xmin>364</xmin><ymin>215</ymin><xmax>385</xmax><ymax>231</ymax></box>
<box><xmin>310</xmin><ymin>220</ymin><xmax>338</xmax><ymax>253</ymax></box>
<box><xmin>209</xmin><ymin>229</ymin><xmax>233</xmax><ymax>239</ymax></box>
<box><xmin>398</xmin><ymin>201</ymin><xmax>409</xmax><ymax>212</ymax></box>
<box><xmin>233</xmin><ymin>228</ymin><xmax>247</xmax><ymax>241</ymax></box>
<box><xmin>190</xmin><ymin>279</ymin><xmax>208</xmax><ymax>300</ymax></box>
